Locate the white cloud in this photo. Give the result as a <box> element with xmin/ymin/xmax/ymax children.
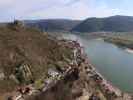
<box><xmin>27</xmin><ymin>0</ymin><xmax>122</xmax><ymax>19</ymax></box>
<box><xmin>26</xmin><ymin>0</ymin><xmax>90</xmax><ymax>20</ymax></box>
<box><xmin>0</xmin><ymin>0</ymin><xmax>132</xmax><ymax>22</ymax></box>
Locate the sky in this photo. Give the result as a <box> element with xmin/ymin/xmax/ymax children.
<box><xmin>0</xmin><ymin>0</ymin><xmax>133</xmax><ymax>22</ymax></box>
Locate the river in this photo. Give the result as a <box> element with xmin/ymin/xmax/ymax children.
<box><xmin>56</xmin><ymin>33</ymin><xmax>133</xmax><ymax>93</ymax></box>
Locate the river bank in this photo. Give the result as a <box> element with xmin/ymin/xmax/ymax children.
<box><xmin>103</xmin><ymin>36</ymin><xmax>133</xmax><ymax>50</ymax></box>
<box><xmin>103</xmin><ymin>36</ymin><xmax>133</xmax><ymax>54</ymax></box>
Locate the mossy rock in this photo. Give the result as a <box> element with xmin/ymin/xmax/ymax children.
<box><xmin>34</xmin><ymin>79</ymin><xmax>45</xmax><ymax>90</ymax></box>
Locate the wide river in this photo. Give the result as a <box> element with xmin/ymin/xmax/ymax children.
<box><xmin>57</xmin><ymin>33</ymin><xmax>133</xmax><ymax>93</ymax></box>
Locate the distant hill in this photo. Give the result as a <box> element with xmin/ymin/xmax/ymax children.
<box><xmin>24</xmin><ymin>19</ymin><xmax>81</xmax><ymax>32</ymax></box>
<box><xmin>72</xmin><ymin>15</ymin><xmax>133</xmax><ymax>32</ymax></box>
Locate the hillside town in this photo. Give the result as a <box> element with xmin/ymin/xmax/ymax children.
<box><xmin>5</xmin><ymin>37</ymin><xmax>132</xmax><ymax>100</ymax></box>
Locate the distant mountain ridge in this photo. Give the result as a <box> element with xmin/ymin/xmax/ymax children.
<box><xmin>3</xmin><ymin>15</ymin><xmax>133</xmax><ymax>33</ymax></box>
<box><xmin>24</xmin><ymin>19</ymin><xmax>81</xmax><ymax>32</ymax></box>
<box><xmin>72</xmin><ymin>15</ymin><xmax>133</xmax><ymax>32</ymax></box>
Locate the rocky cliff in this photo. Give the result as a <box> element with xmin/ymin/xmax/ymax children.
<box><xmin>0</xmin><ymin>21</ymin><xmax>132</xmax><ymax>100</ymax></box>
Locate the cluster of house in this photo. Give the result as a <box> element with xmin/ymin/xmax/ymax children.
<box><xmin>71</xmin><ymin>40</ymin><xmax>133</xmax><ymax>100</ymax></box>
<box><xmin>84</xmin><ymin>62</ymin><xmax>122</xmax><ymax>99</ymax></box>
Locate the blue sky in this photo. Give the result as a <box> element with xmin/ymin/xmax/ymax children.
<box><xmin>0</xmin><ymin>0</ymin><xmax>133</xmax><ymax>22</ymax></box>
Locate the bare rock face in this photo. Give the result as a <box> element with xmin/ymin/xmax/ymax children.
<box><xmin>14</xmin><ymin>63</ymin><xmax>33</xmax><ymax>84</ymax></box>
<box><xmin>0</xmin><ymin>70</ymin><xmax>5</xmax><ymax>80</ymax></box>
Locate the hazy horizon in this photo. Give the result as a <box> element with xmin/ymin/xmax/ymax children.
<box><xmin>1</xmin><ymin>14</ymin><xmax>133</xmax><ymax>23</ymax></box>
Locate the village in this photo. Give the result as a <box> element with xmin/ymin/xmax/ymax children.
<box><xmin>6</xmin><ymin>38</ymin><xmax>132</xmax><ymax>100</ymax></box>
